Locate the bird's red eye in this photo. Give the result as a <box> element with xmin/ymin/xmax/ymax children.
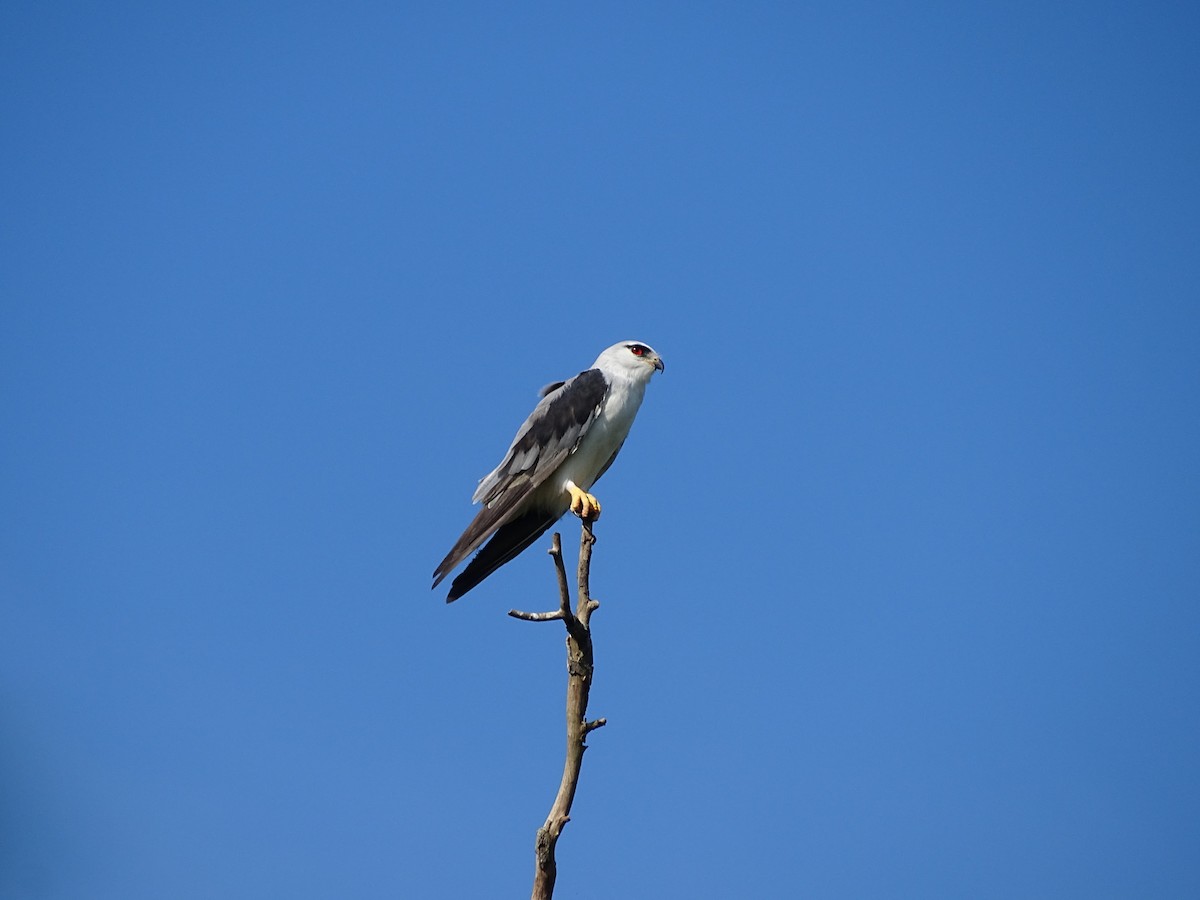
<box><xmin>629</xmin><ymin>345</ymin><xmax>645</xmax><ymax>356</ymax></box>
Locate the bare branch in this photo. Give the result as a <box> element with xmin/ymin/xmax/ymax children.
<box><xmin>529</xmin><ymin>522</ymin><xmax>604</xmax><ymax>900</ymax></box>
<box><xmin>548</xmin><ymin>533</ymin><xmax>573</xmax><ymax>620</ymax></box>
<box><xmin>507</xmin><ymin>608</ymin><xmax>564</xmax><ymax>622</ymax></box>
<box><xmin>511</xmin><ymin>533</ymin><xmax>584</xmax><ymax>630</ymax></box>
<box><xmin>575</xmin><ymin>521</ymin><xmax>596</xmax><ymax>626</ymax></box>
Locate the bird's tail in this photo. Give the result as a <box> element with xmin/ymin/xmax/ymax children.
<box><xmin>445</xmin><ymin>509</ymin><xmax>557</xmax><ymax>602</ymax></box>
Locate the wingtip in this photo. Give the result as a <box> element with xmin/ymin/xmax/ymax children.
<box><xmin>445</xmin><ymin>577</ymin><xmax>467</xmax><ymax>602</ymax></box>
<box><xmin>435</xmin><ymin>563</ymin><xmax>466</xmax><ymax>601</ymax></box>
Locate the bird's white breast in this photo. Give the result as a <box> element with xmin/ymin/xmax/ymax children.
<box><xmin>547</xmin><ymin>374</ymin><xmax>647</xmax><ymax>499</ymax></box>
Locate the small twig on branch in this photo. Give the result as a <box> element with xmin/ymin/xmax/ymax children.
<box><xmin>507</xmin><ymin>608</ymin><xmax>564</xmax><ymax>622</ymax></box>
<box><xmin>508</xmin><ymin>533</ymin><xmax>578</xmax><ymax>625</ymax></box>
<box><xmin>511</xmin><ymin>522</ymin><xmax>604</xmax><ymax>900</ymax></box>
<box><xmin>550</xmin><ymin>533</ymin><xmax>574</xmax><ymax>620</ymax></box>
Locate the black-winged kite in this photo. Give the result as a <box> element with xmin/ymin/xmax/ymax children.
<box><xmin>433</xmin><ymin>340</ymin><xmax>664</xmax><ymax>602</ymax></box>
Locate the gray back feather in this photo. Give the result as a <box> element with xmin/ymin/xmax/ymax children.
<box><xmin>472</xmin><ymin>367</ymin><xmax>609</xmax><ymax>507</ymax></box>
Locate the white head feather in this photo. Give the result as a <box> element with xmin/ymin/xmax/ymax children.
<box><xmin>592</xmin><ymin>340</ymin><xmax>665</xmax><ymax>382</ymax></box>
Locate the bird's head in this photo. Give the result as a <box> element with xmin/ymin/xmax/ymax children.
<box><xmin>595</xmin><ymin>341</ymin><xmax>665</xmax><ymax>380</ymax></box>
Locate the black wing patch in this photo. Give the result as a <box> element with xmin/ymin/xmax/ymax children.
<box><xmin>499</xmin><ymin>369</ymin><xmax>606</xmax><ymax>481</ymax></box>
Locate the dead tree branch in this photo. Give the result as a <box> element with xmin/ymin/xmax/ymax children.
<box><xmin>508</xmin><ymin>523</ymin><xmax>602</xmax><ymax>900</ymax></box>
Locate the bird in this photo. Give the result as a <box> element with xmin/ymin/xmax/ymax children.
<box><xmin>433</xmin><ymin>340</ymin><xmax>664</xmax><ymax>602</ymax></box>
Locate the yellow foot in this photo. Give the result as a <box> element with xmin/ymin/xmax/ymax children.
<box><xmin>566</xmin><ymin>482</ymin><xmax>602</xmax><ymax>521</ymax></box>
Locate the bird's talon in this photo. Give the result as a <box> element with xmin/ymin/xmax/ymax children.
<box><xmin>566</xmin><ymin>484</ymin><xmax>602</xmax><ymax>521</ymax></box>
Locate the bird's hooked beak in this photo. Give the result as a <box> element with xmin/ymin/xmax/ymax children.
<box><xmin>650</xmin><ymin>353</ymin><xmax>664</xmax><ymax>373</ymax></box>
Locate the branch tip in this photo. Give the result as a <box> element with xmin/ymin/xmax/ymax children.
<box><xmin>508</xmin><ymin>608</ymin><xmax>565</xmax><ymax>622</ymax></box>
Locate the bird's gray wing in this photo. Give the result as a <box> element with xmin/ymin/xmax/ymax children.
<box><xmin>432</xmin><ymin>367</ymin><xmax>609</xmax><ymax>595</ymax></box>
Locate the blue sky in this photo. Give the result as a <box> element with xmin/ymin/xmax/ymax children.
<box><xmin>3</xmin><ymin>2</ymin><xmax>1198</xmax><ymax>897</ymax></box>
